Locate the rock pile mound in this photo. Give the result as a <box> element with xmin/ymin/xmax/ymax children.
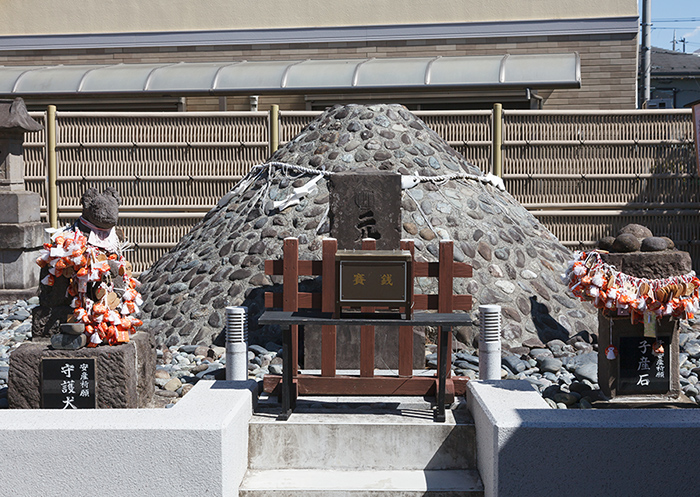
<box><xmin>598</xmin><ymin>223</ymin><xmax>675</xmax><ymax>253</ymax></box>
<box><xmin>138</xmin><ymin>104</ymin><xmax>597</xmax><ymax>351</ymax></box>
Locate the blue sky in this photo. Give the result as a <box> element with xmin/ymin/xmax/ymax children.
<box><xmin>639</xmin><ymin>0</ymin><xmax>700</xmax><ymax>52</ymax></box>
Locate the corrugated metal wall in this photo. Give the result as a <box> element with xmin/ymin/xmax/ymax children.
<box><xmin>23</xmin><ymin>108</ymin><xmax>698</xmax><ymax>273</ymax></box>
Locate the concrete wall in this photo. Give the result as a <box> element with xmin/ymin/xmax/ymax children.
<box><xmin>0</xmin><ymin>380</ymin><xmax>256</xmax><ymax>497</ymax></box>
<box><xmin>468</xmin><ymin>380</ymin><xmax>700</xmax><ymax>497</ymax></box>
<box><xmin>0</xmin><ymin>0</ymin><xmax>638</xmax><ymax>36</ymax></box>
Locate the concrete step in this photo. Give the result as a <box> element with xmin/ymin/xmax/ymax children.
<box><xmin>249</xmin><ymin>396</ymin><xmax>476</xmax><ymax>471</ymax></box>
<box><xmin>239</xmin><ymin>468</ymin><xmax>484</xmax><ymax>497</ymax></box>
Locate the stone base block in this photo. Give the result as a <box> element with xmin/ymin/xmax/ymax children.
<box><xmin>0</xmin><ymin>191</ymin><xmax>42</xmax><ymax>224</ymax></box>
<box><xmin>598</xmin><ymin>313</ymin><xmax>680</xmax><ymax>400</ymax></box>
<box><xmin>0</xmin><ymin>287</ymin><xmax>38</xmax><ymax>303</ymax></box>
<box><xmin>0</xmin><ymin>246</ymin><xmax>42</xmax><ymax>289</ymax></box>
<box><xmin>0</xmin><ymin>381</ymin><xmax>257</xmax><ymax>497</ymax></box>
<box><xmin>303</xmin><ymin>324</ymin><xmax>425</xmax><ymax>370</ymax></box>
<box><xmin>8</xmin><ymin>331</ymin><xmax>155</xmax><ymax>409</ymax></box>
<box><xmin>0</xmin><ymin>221</ymin><xmax>47</xmax><ymax>249</ymax></box>
<box><xmin>601</xmin><ymin>251</ymin><xmax>692</xmax><ymax>279</ymax></box>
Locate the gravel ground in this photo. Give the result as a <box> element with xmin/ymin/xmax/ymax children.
<box><xmin>2</xmin><ymin>297</ymin><xmax>699</xmax><ymax>410</ymax></box>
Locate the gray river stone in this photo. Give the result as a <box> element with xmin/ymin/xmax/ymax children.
<box><xmin>537</xmin><ymin>357</ymin><xmax>563</xmax><ymax>374</ymax></box>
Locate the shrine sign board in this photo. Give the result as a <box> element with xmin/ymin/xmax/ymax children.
<box><xmin>617</xmin><ymin>336</ymin><xmax>670</xmax><ymax>395</ymax></box>
<box><xmin>41</xmin><ymin>358</ymin><xmax>96</xmax><ymax>409</ymax></box>
<box><xmin>336</xmin><ymin>250</ymin><xmax>412</xmax><ymax>317</ymax></box>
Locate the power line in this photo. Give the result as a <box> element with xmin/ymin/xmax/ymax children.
<box><xmin>653</xmin><ymin>18</ymin><xmax>700</xmax><ymax>22</ymax></box>
<box><xmin>651</xmin><ymin>27</ymin><xmax>700</xmax><ymax>30</ymax></box>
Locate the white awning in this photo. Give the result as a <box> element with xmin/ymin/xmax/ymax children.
<box><xmin>0</xmin><ymin>54</ymin><xmax>580</xmax><ymax>96</ymax></box>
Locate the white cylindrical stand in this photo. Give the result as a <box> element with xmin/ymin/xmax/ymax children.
<box><xmin>225</xmin><ymin>306</ymin><xmax>249</xmax><ymax>381</ymax></box>
<box><xmin>479</xmin><ymin>304</ymin><xmax>502</xmax><ymax>380</ymax></box>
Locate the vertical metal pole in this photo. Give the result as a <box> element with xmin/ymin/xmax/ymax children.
<box><xmin>492</xmin><ymin>103</ymin><xmax>503</xmax><ymax>178</ymax></box>
<box><xmin>47</xmin><ymin>105</ymin><xmax>58</xmax><ymax>229</ymax></box>
<box><xmin>640</xmin><ymin>0</ymin><xmax>651</xmax><ymax>108</ymax></box>
<box><xmin>269</xmin><ymin>104</ymin><xmax>280</xmax><ymax>155</ymax></box>
<box><xmin>399</xmin><ymin>239</ymin><xmax>415</xmax><ymax>376</ymax></box>
<box><xmin>436</xmin><ymin>240</ymin><xmax>454</xmax><ymax>423</ymax></box>
<box><xmin>672</xmin><ymin>30</ymin><xmax>677</xmax><ymax>52</ymax></box>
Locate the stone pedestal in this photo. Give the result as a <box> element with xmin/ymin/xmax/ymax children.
<box><xmin>598</xmin><ymin>250</ymin><xmax>690</xmax><ymax>401</ymax></box>
<box><xmin>598</xmin><ymin>314</ymin><xmax>680</xmax><ymax>400</ymax></box>
<box><xmin>0</xmin><ymin>195</ymin><xmax>47</xmax><ymax>301</ymax></box>
<box><xmin>7</xmin><ymin>331</ymin><xmax>156</xmax><ymax>409</ymax></box>
<box><xmin>601</xmin><ymin>251</ymin><xmax>692</xmax><ymax>280</ymax></box>
<box><xmin>0</xmin><ymin>207</ymin><xmax>45</xmax><ymax>289</ymax></box>
<box><xmin>0</xmin><ymin>98</ymin><xmax>47</xmax><ymax>301</ymax></box>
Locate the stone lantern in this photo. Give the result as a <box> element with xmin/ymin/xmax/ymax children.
<box><xmin>0</xmin><ymin>98</ymin><xmax>46</xmax><ymax>299</ymax></box>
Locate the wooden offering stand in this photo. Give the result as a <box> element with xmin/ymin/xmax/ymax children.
<box><xmin>259</xmin><ymin>237</ymin><xmax>472</xmax><ymax>422</ymax></box>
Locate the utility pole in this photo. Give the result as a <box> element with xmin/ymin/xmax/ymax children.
<box><xmin>640</xmin><ymin>0</ymin><xmax>651</xmax><ymax>108</ymax></box>
<box><xmin>673</xmin><ymin>30</ymin><xmax>676</xmax><ymax>51</ymax></box>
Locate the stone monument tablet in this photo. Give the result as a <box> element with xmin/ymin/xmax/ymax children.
<box><xmin>41</xmin><ymin>358</ymin><xmax>96</xmax><ymax>409</ymax></box>
<box><xmin>329</xmin><ymin>171</ymin><xmax>401</xmax><ymax>250</ymax></box>
<box><xmin>617</xmin><ymin>336</ymin><xmax>670</xmax><ymax>395</ymax></box>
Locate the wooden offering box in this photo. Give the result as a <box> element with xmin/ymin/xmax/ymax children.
<box><xmin>335</xmin><ymin>250</ymin><xmax>412</xmax><ymax>318</ymax></box>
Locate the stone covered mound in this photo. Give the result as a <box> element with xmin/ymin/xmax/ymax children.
<box><xmin>138</xmin><ymin>104</ymin><xmax>597</xmax><ymax>351</ymax></box>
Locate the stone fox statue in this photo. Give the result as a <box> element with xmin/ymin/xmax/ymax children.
<box><xmin>74</xmin><ymin>187</ymin><xmax>122</xmax><ymax>238</ymax></box>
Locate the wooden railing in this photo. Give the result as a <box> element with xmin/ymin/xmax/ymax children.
<box><xmin>262</xmin><ymin>237</ymin><xmax>472</xmax><ymax>400</ymax></box>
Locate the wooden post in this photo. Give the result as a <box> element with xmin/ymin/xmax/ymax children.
<box><xmin>269</xmin><ymin>104</ymin><xmax>280</xmax><ymax>155</ymax></box>
<box><xmin>492</xmin><ymin>103</ymin><xmax>503</xmax><ymax>178</ymax></box>
<box><xmin>47</xmin><ymin>105</ymin><xmax>58</xmax><ymax>229</ymax></box>
<box><xmin>399</xmin><ymin>239</ymin><xmax>415</xmax><ymax>377</ymax></box>
<box><xmin>436</xmin><ymin>240</ymin><xmax>455</xmax><ymax>421</ymax></box>
<box><xmin>283</xmin><ymin>238</ymin><xmax>299</xmax><ymax>378</ymax></box>
<box><xmin>360</xmin><ymin>238</ymin><xmax>376</xmax><ymax>377</ymax></box>
<box><xmin>438</xmin><ymin>240</ymin><xmax>454</xmax><ymax>379</ymax></box>
<box><xmin>321</xmin><ymin>238</ymin><xmax>337</xmax><ymax>377</ymax></box>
